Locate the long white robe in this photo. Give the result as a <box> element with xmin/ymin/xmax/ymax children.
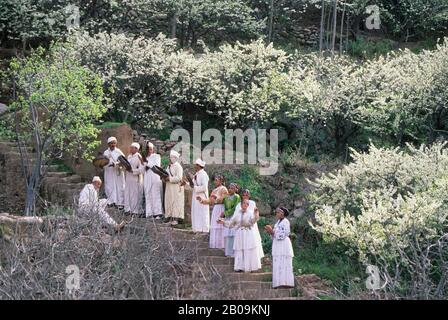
<box><xmin>164</xmin><ymin>161</ymin><xmax>184</xmax><ymax>219</ymax></box>
<box><xmin>272</xmin><ymin>218</ymin><xmax>295</xmax><ymax>288</ymax></box>
<box><xmin>124</xmin><ymin>152</ymin><xmax>143</xmax><ymax>214</ymax></box>
<box><xmin>143</xmin><ymin>153</ymin><xmax>163</xmax><ymax>217</ymax></box>
<box><xmin>224</xmin><ymin>208</ymin><xmax>261</xmax><ymax>272</ymax></box>
<box><xmin>235</xmin><ymin>200</ymin><xmax>264</xmax><ymax>260</ymax></box>
<box><xmin>191</xmin><ymin>169</ymin><xmax>210</xmax><ymax>233</ymax></box>
<box><xmin>103</xmin><ymin>147</ymin><xmax>125</xmax><ymax>206</ymax></box>
<box><xmin>78</xmin><ymin>184</ymin><xmax>117</xmax><ymax>226</ymax></box>
<box><xmin>209</xmin><ymin>185</ymin><xmax>227</xmax><ymax>248</ymax></box>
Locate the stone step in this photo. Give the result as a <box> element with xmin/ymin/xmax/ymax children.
<box><xmin>199</xmin><ymin>256</ymin><xmax>233</xmax><ymax>265</ymax></box>
<box><xmin>60</xmin><ymin>175</ymin><xmax>83</xmax><ymax>183</ymax></box>
<box><xmin>231</xmin><ymin>281</ymin><xmax>273</xmax><ymax>290</ymax></box>
<box><xmin>211</xmin><ymin>264</ymin><xmax>234</xmax><ymax>273</ymax></box>
<box><xmin>229</xmin><ymin>288</ymin><xmax>295</xmax><ymax>299</ymax></box>
<box><xmin>224</xmin><ymin>272</ymin><xmax>272</xmax><ymax>282</ymax></box>
<box><xmin>47</xmin><ymin>172</ymin><xmax>70</xmax><ymax>178</ymax></box>
<box><xmin>197</xmin><ymin>248</ymin><xmax>226</xmax><ymax>257</ymax></box>
<box><xmin>43</xmin><ymin>165</ymin><xmax>60</xmax><ymax>172</ymax></box>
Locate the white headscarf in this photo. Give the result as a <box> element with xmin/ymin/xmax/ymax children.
<box><xmin>131</xmin><ymin>142</ymin><xmax>140</xmax><ymax>150</ymax></box>
<box><xmin>170</xmin><ymin>150</ymin><xmax>180</xmax><ymax>158</ymax></box>
<box><xmin>195</xmin><ymin>158</ymin><xmax>206</xmax><ymax>167</ymax></box>
<box><xmin>92</xmin><ymin>176</ymin><xmax>102</xmax><ymax>183</ymax></box>
<box><xmin>107</xmin><ymin>136</ymin><xmax>117</xmax><ymax>144</ymax></box>
<box><xmin>146</xmin><ymin>141</ymin><xmax>154</xmax><ymax>149</ymax></box>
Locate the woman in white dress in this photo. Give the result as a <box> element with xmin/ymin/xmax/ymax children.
<box><xmin>234</xmin><ymin>189</ymin><xmax>264</xmax><ymax>261</ymax></box>
<box><xmin>222</xmin><ymin>183</ymin><xmax>241</xmax><ymax>257</ymax></box>
<box><xmin>198</xmin><ymin>175</ymin><xmax>228</xmax><ymax>248</ymax></box>
<box><xmin>218</xmin><ymin>199</ymin><xmax>262</xmax><ymax>272</ymax></box>
<box><xmin>265</xmin><ymin>207</ymin><xmax>295</xmax><ymax>288</ymax></box>
<box><xmin>142</xmin><ymin>142</ymin><xmax>163</xmax><ymax>219</ymax></box>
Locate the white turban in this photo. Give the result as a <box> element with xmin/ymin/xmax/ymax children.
<box><xmin>146</xmin><ymin>142</ymin><xmax>154</xmax><ymax>149</ymax></box>
<box><xmin>107</xmin><ymin>136</ymin><xmax>117</xmax><ymax>144</ymax></box>
<box><xmin>92</xmin><ymin>176</ymin><xmax>102</xmax><ymax>183</ymax></box>
<box><xmin>170</xmin><ymin>150</ymin><xmax>180</xmax><ymax>159</ymax></box>
<box><xmin>195</xmin><ymin>158</ymin><xmax>206</xmax><ymax>167</ymax></box>
<box><xmin>131</xmin><ymin>142</ymin><xmax>140</xmax><ymax>149</ymax></box>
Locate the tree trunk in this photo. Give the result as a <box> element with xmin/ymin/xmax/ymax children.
<box><xmin>170</xmin><ymin>12</ymin><xmax>177</xmax><ymax>39</ymax></box>
<box><xmin>319</xmin><ymin>0</ymin><xmax>325</xmax><ymax>52</ymax></box>
<box><xmin>267</xmin><ymin>0</ymin><xmax>275</xmax><ymax>44</ymax></box>
<box><xmin>331</xmin><ymin>0</ymin><xmax>338</xmax><ymax>54</ymax></box>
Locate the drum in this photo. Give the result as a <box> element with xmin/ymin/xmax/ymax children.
<box><xmin>118</xmin><ymin>155</ymin><xmax>132</xmax><ymax>172</ymax></box>
<box><xmin>92</xmin><ymin>155</ymin><xmax>110</xmax><ymax>169</ymax></box>
<box><xmin>150</xmin><ymin>165</ymin><xmax>169</xmax><ymax>178</ymax></box>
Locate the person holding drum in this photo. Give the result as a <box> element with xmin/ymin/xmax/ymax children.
<box><xmin>103</xmin><ymin>137</ymin><xmax>126</xmax><ymax>209</ymax></box>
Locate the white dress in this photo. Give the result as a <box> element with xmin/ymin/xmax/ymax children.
<box><xmin>272</xmin><ymin>218</ymin><xmax>295</xmax><ymax>288</ymax></box>
<box><xmin>224</xmin><ymin>208</ymin><xmax>261</xmax><ymax>272</ymax></box>
<box><xmin>191</xmin><ymin>169</ymin><xmax>210</xmax><ymax>232</ymax></box>
<box><xmin>103</xmin><ymin>148</ymin><xmax>125</xmax><ymax>206</ymax></box>
<box><xmin>124</xmin><ymin>152</ymin><xmax>143</xmax><ymax>214</ymax></box>
<box><xmin>209</xmin><ymin>185</ymin><xmax>228</xmax><ymax>249</ymax></box>
<box><xmin>78</xmin><ymin>184</ymin><xmax>117</xmax><ymax>226</ymax></box>
<box><xmin>235</xmin><ymin>200</ymin><xmax>264</xmax><ymax>260</ymax></box>
<box><xmin>142</xmin><ymin>153</ymin><xmax>163</xmax><ymax>217</ymax></box>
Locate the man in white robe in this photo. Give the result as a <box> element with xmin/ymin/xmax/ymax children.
<box><xmin>78</xmin><ymin>176</ymin><xmax>125</xmax><ymax>232</ymax></box>
<box><xmin>191</xmin><ymin>158</ymin><xmax>210</xmax><ymax>233</ymax></box>
<box><xmin>124</xmin><ymin>142</ymin><xmax>144</xmax><ymax>215</ymax></box>
<box><xmin>163</xmin><ymin>150</ymin><xmax>184</xmax><ymax>225</ymax></box>
<box><xmin>103</xmin><ymin>137</ymin><xmax>125</xmax><ymax>209</ymax></box>
<box><xmin>142</xmin><ymin>142</ymin><xmax>163</xmax><ymax>219</ymax></box>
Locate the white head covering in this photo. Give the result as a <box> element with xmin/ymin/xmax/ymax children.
<box><xmin>146</xmin><ymin>141</ymin><xmax>154</xmax><ymax>149</ymax></box>
<box><xmin>195</xmin><ymin>158</ymin><xmax>206</xmax><ymax>167</ymax></box>
<box><xmin>170</xmin><ymin>150</ymin><xmax>180</xmax><ymax>159</ymax></box>
<box><xmin>92</xmin><ymin>176</ymin><xmax>102</xmax><ymax>183</ymax></box>
<box><xmin>131</xmin><ymin>142</ymin><xmax>140</xmax><ymax>149</ymax></box>
<box><xmin>107</xmin><ymin>136</ymin><xmax>117</xmax><ymax>144</ymax></box>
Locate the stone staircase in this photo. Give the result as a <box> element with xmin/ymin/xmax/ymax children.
<box><xmin>0</xmin><ymin>138</ymin><xmax>87</xmax><ymax>212</ymax></box>
<box><xmin>126</xmin><ymin>219</ymin><xmax>302</xmax><ymax>300</ymax></box>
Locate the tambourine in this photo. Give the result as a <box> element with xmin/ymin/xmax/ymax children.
<box><xmin>150</xmin><ymin>165</ymin><xmax>169</xmax><ymax>178</ymax></box>
<box><xmin>118</xmin><ymin>155</ymin><xmax>132</xmax><ymax>172</ymax></box>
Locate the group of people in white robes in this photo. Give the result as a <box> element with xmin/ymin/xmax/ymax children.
<box><xmin>80</xmin><ymin>137</ymin><xmax>294</xmax><ymax>288</ymax></box>
<box><xmin>102</xmin><ymin>137</ymin><xmax>164</xmax><ymax>218</ymax></box>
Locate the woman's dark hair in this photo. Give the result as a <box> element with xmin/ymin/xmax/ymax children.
<box><xmin>277</xmin><ymin>206</ymin><xmax>290</xmax><ymax>217</ymax></box>
<box><xmin>228</xmin><ymin>182</ymin><xmax>240</xmax><ymax>192</ymax></box>
<box><xmin>213</xmin><ymin>174</ymin><xmax>226</xmax><ymax>185</ymax></box>
<box><xmin>241</xmin><ymin>189</ymin><xmax>250</xmax><ymax>197</ymax></box>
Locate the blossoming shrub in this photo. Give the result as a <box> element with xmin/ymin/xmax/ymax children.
<box><xmin>310</xmin><ymin>143</ymin><xmax>448</xmax><ymax>297</ymax></box>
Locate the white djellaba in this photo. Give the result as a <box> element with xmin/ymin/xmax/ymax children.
<box><xmin>124</xmin><ymin>143</ymin><xmax>144</xmax><ymax>214</ymax></box>
<box><xmin>222</xmin><ymin>202</ymin><xmax>262</xmax><ymax>272</ymax></box>
<box><xmin>142</xmin><ymin>142</ymin><xmax>163</xmax><ymax>217</ymax></box>
<box><xmin>78</xmin><ymin>176</ymin><xmax>118</xmax><ymax>227</ymax></box>
<box><xmin>191</xmin><ymin>159</ymin><xmax>210</xmax><ymax>233</ymax></box>
<box><xmin>271</xmin><ymin>218</ymin><xmax>295</xmax><ymax>288</ymax></box>
<box><xmin>103</xmin><ymin>137</ymin><xmax>125</xmax><ymax>206</ymax></box>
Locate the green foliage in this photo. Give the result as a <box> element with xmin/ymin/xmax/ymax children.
<box><xmin>7</xmin><ymin>44</ymin><xmax>106</xmax><ymax>162</ymax></box>
<box><xmin>257</xmin><ymin>216</ymin><xmax>272</xmax><ymax>253</ymax></box>
<box><xmin>347</xmin><ymin>38</ymin><xmax>396</xmax><ymax>59</ymax></box>
<box><xmin>221</xmin><ymin>165</ymin><xmax>263</xmax><ymax>200</ymax></box>
<box><xmin>96</xmin><ymin>122</ymin><xmax>127</xmax><ymax>129</ymax></box>
<box><xmin>293</xmin><ymin>241</ymin><xmax>363</xmax><ymax>287</ymax></box>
